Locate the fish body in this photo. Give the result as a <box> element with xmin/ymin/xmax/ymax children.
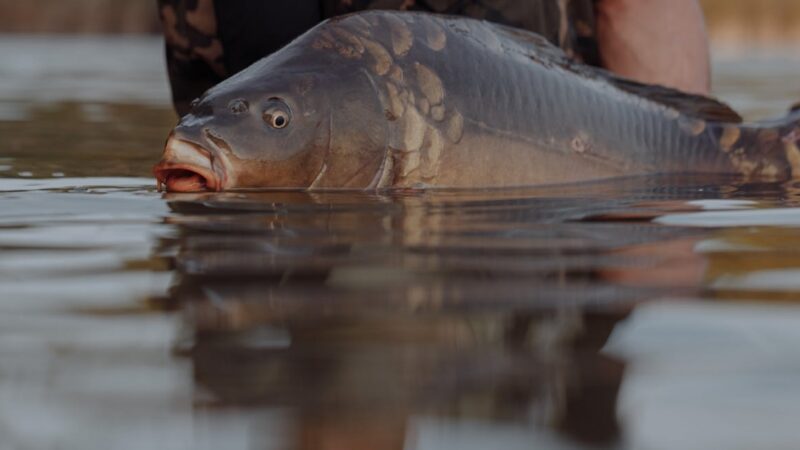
<box><xmin>154</xmin><ymin>11</ymin><xmax>800</xmax><ymax>192</ymax></box>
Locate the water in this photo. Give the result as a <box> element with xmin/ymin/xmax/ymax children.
<box><xmin>1</xmin><ymin>36</ymin><xmax>800</xmax><ymax>449</ymax></box>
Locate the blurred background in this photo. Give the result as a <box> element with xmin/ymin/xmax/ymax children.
<box><xmin>0</xmin><ymin>3</ymin><xmax>799</xmax><ymax>450</ymax></box>
<box><xmin>0</xmin><ymin>0</ymin><xmax>798</xmax><ymax>47</ymax></box>
<box><xmin>702</xmin><ymin>0</ymin><xmax>800</xmax><ymax>47</ymax></box>
<box><xmin>0</xmin><ymin>0</ymin><xmax>160</xmax><ymax>33</ymax></box>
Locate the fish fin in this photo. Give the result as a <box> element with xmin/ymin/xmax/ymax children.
<box><xmin>716</xmin><ymin>108</ymin><xmax>800</xmax><ymax>180</ymax></box>
<box><xmin>597</xmin><ymin>75</ymin><xmax>743</xmax><ymax>123</ymax></box>
<box><xmin>778</xmin><ymin>109</ymin><xmax>800</xmax><ymax>144</ymax></box>
<box><xmin>489</xmin><ymin>22</ymin><xmax>742</xmax><ymax>124</ymax></box>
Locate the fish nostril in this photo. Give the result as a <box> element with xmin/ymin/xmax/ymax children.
<box><xmin>228</xmin><ymin>99</ymin><xmax>249</xmax><ymax>114</ymax></box>
<box><xmin>188</xmin><ymin>100</ymin><xmax>213</xmax><ymax>118</ymax></box>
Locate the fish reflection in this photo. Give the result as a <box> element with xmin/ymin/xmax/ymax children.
<box><xmin>159</xmin><ymin>180</ymin><xmax>728</xmax><ymax>449</ymax></box>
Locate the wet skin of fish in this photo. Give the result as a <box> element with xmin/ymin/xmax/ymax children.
<box><xmin>154</xmin><ymin>11</ymin><xmax>800</xmax><ymax>192</ymax></box>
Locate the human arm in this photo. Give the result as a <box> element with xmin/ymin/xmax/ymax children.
<box><xmin>595</xmin><ymin>0</ymin><xmax>711</xmax><ymax>94</ymax></box>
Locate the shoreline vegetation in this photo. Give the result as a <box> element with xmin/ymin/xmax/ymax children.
<box><xmin>0</xmin><ymin>0</ymin><xmax>797</xmax><ymax>47</ymax></box>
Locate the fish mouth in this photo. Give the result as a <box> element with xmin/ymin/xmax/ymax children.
<box><xmin>154</xmin><ymin>162</ymin><xmax>220</xmax><ymax>192</ymax></box>
<box><xmin>153</xmin><ymin>138</ymin><xmax>225</xmax><ymax>192</ymax></box>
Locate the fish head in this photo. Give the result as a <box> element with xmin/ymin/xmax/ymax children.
<box><xmin>155</xmin><ymin>67</ymin><xmax>334</xmax><ymax>192</ymax></box>
<box><xmin>154</xmin><ymin>33</ymin><xmax>390</xmax><ymax>192</ymax></box>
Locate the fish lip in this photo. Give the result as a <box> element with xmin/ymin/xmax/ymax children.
<box><xmin>153</xmin><ymin>138</ymin><xmax>227</xmax><ymax>192</ymax></box>
<box><xmin>153</xmin><ymin>161</ymin><xmax>221</xmax><ymax>192</ymax></box>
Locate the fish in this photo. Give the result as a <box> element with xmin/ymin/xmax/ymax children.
<box><xmin>153</xmin><ymin>10</ymin><xmax>800</xmax><ymax>192</ymax></box>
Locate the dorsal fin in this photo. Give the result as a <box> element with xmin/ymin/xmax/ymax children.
<box><xmin>600</xmin><ymin>75</ymin><xmax>743</xmax><ymax>123</ymax></box>
<box><xmin>489</xmin><ymin>22</ymin><xmax>743</xmax><ymax>124</ymax></box>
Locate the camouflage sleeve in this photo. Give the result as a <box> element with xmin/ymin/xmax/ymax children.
<box><xmin>566</xmin><ymin>0</ymin><xmax>602</xmax><ymax>66</ymax></box>
<box><xmin>325</xmin><ymin>0</ymin><xmax>601</xmax><ymax>66</ymax></box>
<box><xmin>157</xmin><ymin>0</ymin><xmax>227</xmax><ymax>116</ymax></box>
<box><xmin>158</xmin><ymin>0</ymin><xmax>601</xmax><ymax>115</ymax></box>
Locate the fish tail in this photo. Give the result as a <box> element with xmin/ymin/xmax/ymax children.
<box><xmin>714</xmin><ymin>109</ymin><xmax>800</xmax><ymax>179</ymax></box>
<box><xmin>779</xmin><ymin>109</ymin><xmax>800</xmax><ymax>178</ymax></box>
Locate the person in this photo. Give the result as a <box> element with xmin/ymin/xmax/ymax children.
<box><xmin>157</xmin><ymin>0</ymin><xmax>711</xmax><ymax>117</ymax></box>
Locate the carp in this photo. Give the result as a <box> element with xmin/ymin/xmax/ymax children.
<box><xmin>154</xmin><ymin>10</ymin><xmax>800</xmax><ymax>192</ymax></box>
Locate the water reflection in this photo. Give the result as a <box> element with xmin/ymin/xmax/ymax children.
<box><xmin>6</xmin><ymin>168</ymin><xmax>800</xmax><ymax>449</ymax></box>
<box><xmin>155</xmin><ymin>177</ymin><xmax>750</xmax><ymax>449</ymax></box>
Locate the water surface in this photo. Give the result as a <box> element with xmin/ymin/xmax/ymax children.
<box><xmin>2</xmin><ymin>37</ymin><xmax>800</xmax><ymax>450</ymax></box>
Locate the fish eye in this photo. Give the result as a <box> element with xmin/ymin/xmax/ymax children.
<box><xmin>190</xmin><ymin>98</ymin><xmax>200</xmax><ymax>109</ymax></box>
<box><xmin>228</xmin><ymin>99</ymin><xmax>249</xmax><ymax>115</ymax></box>
<box><xmin>263</xmin><ymin>99</ymin><xmax>291</xmax><ymax>129</ymax></box>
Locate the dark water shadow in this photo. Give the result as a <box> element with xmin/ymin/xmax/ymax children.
<box><xmin>153</xmin><ymin>174</ymin><xmax>778</xmax><ymax>449</ymax></box>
